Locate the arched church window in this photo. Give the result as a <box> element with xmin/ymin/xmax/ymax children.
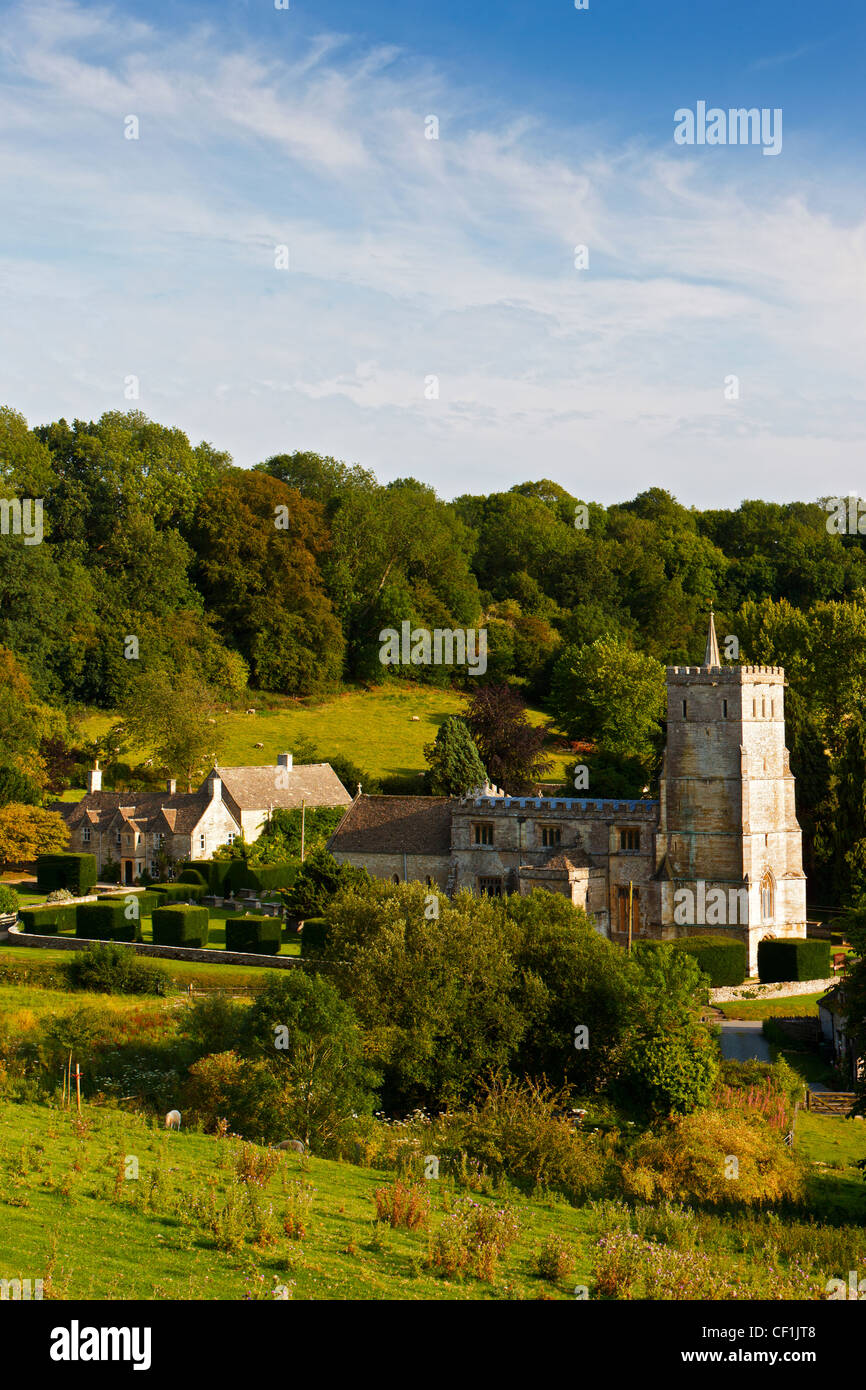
<box><xmin>761</xmin><ymin>871</ymin><xmax>775</xmax><ymax>923</ymax></box>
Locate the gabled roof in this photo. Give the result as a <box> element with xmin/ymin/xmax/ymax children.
<box><xmin>328</xmin><ymin>795</ymin><xmax>453</xmax><ymax>856</ymax></box>
<box><xmin>211</xmin><ymin>764</ymin><xmax>351</xmax><ymax>811</ymax></box>
<box><xmin>56</xmin><ymin>790</ymin><xmax>223</xmax><ymax>837</ymax></box>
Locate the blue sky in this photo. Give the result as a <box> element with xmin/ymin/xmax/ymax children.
<box><xmin>1</xmin><ymin>0</ymin><xmax>864</xmax><ymax>504</ymax></box>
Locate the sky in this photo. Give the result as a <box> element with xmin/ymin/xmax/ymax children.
<box><xmin>0</xmin><ymin>0</ymin><xmax>864</xmax><ymax>506</ymax></box>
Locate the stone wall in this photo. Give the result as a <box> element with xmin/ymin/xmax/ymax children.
<box><xmin>6</xmin><ymin>925</ymin><xmax>314</xmax><ymax>970</ymax></box>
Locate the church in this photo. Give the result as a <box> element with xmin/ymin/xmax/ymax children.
<box><xmin>328</xmin><ymin>616</ymin><xmax>808</xmax><ymax>976</ymax></box>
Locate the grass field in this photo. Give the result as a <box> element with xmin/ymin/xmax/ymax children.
<box><xmin>0</xmin><ymin>946</ymin><xmax>291</xmax><ymax>990</ymax></box>
<box><xmin>77</xmin><ymin>682</ymin><xmax>574</xmax><ymax>792</ymax></box>
<box><xmin>718</xmin><ymin>992</ymin><xmax>827</xmax><ymax>1020</ymax></box>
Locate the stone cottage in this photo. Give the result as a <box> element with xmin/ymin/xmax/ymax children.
<box><xmin>57</xmin><ymin>753</ymin><xmax>351</xmax><ymax>885</ymax></box>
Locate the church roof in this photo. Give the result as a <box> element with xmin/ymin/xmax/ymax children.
<box><xmin>328</xmin><ymin>795</ymin><xmax>453</xmax><ymax>855</ymax></box>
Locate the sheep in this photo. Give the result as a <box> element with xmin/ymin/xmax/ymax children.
<box><xmin>165</xmin><ymin>1110</ymin><xmax>181</xmax><ymax>1131</ymax></box>
<box><xmin>254</xmin><ymin>741</ymin><xmax>264</xmax><ymax>748</ymax></box>
<box><xmin>276</xmin><ymin>1138</ymin><xmax>305</xmax><ymax>1154</ymax></box>
<box><xmin>410</xmin><ymin>715</ymin><xmax>420</xmax><ymax>721</ymax></box>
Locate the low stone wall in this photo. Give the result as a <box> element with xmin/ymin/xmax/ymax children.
<box><xmin>6</xmin><ymin>925</ymin><xmax>311</xmax><ymax>971</ymax></box>
<box><xmin>710</xmin><ymin>976</ymin><xmax>835</xmax><ymax>1004</ymax></box>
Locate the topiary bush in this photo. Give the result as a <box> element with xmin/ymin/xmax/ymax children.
<box><xmin>202</xmin><ymin>859</ymin><xmax>234</xmax><ymax>895</ymax></box>
<box><xmin>225</xmin><ymin>861</ymin><xmax>298</xmax><ymax>896</ymax></box>
<box><xmin>76</xmin><ymin>900</ymin><xmax>138</xmax><ymax>942</ymax></box>
<box><xmin>758</xmin><ymin>938</ymin><xmax>831</xmax><ymax>984</ymax></box>
<box><xmin>670</xmin><ymin>935</ymin><xmax>747</xmax><ymax>987</ymax></box>
<box><xmin>0</xmin><ymin>885</ymin><xmax>20</xmax><ymax>916</ymax></box>
<box><xmin>20</xmin><ymin>904</ymin><xmax>77</xmax><ymax>934</ymax></box>
<box><xmin>149</xmin><ymin>882</ymin><xmax>205</xmax><ymax>903</ymax></box>
<box><xmin>98</xmin><ymin>890</ymin><xmax>161</xmax><ymax>917</ymax></box>
<box><xmin>225</xmin><ymin>914</ymin><xmax>282</xmax><ymax>955</ymax></box>
<box><xmin>177</xmin><ymin>866</ymin><xmax>208</xmax><ymax>886</ymax></box>
<box><xmin>152</xmin><ymin>903</ymin><xmax>209</xmax><ymax>949</ymax></box>
<box><xmin>36</xmin><ymin>852</ymin><xmax>97</xmax><ymax>896</ymax></box>
<box><xmin>300</xmin><ymin>916</ymin><xmax>329</xmax><ymax>956</ymax></box>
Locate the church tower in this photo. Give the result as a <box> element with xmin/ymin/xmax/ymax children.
<box><xmin>656</xmin><ymin>614</ymin><xmax>807</xmax><ymax>975</ymax></box>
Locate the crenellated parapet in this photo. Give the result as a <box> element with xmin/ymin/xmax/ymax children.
<box><xmin>666</xmin><ymin>665</ymin><xmax>785</xmax><ymax>681</ymax></box>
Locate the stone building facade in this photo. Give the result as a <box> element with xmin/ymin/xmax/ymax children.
<box><xmin>329</xmin><ymin>617</ymin><xmax>808</xmax><ymax>975</ymax></box>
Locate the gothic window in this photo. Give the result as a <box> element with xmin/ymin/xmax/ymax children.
<box><xmin>682</xmin><ymin>699</ymin><xmax>687</xmax><ymax>717</ymax></box>
<box><xmin>619</xmin><ymin>828</ymin><xmax>640</xmax><ymax>852</ymax></box>
<box><xmin>392</xmin><ymin>874</ymin><xmax>400</xmax><ymax>884</ymax></box>
<box><xmin>722</xmin><ymin>699</ymin><xmax>728</xmax><ymax>718</ymax></box>
<box><xmin>473</xmin><ymin>822</ymin><xmax>494</xmax><ymax>846</ymax></box>
<box><xmin>541</xmin><ymin>825</ymin><xmax>561</xmax><ymax>848</ymax></box>
<box><xmin>761</xmin><ymin>871</ymin><xmax>775</xmax><ymax>923</ymax></box>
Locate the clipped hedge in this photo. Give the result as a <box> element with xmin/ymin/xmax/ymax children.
<box><xmin>19</xmin><ymin>904</ymin><xmax>77</xmax><ymax>935</ymax></box>
<box><xmin>225</xmin><ymin>860</ymin><xmax>298</xmax><ymax>896</ymax></box>
<box><xmin>225</xmin><ymin>914</ymin><xmax>282</xmax><ymax>955</ymax></box>
<box><xmin>76</xmin><ymin>900</ymin><xmax>138</xmax><ymax>942</ymax></box>
<box><xmin>150</xmin><ymin>882</ymin><xmax>205</xmax><ymax>903</ymax></box>
<box><xmin>36</xmin><ymin>852</ymin><xmax>97</xmax><ymax>896</ymax></box>
<box><xmin>98</xmin><ymin>890</ymin><xmax>161</xmax><ymax>917</ymax></box>
<box><xmin>758</xmin><ymin>938</ymin><xmax>831</xmax><ymax>984</ymax></box>
<box><xmin>152</xmin><ymin>904</ymin><xmax>209</xmax><ymax>949</ymax></box>
<box><xmin>177</xmin><ymin>866</ymin><xmax>208</xmax><ymax>886</ymax></box>
<box><xmin>202</xmin><ymin>859</ymin><xmax>234</xmax><ymax>895</ymax></box>
<box><xmin>300</xmin><ymin>916</ymin><xmax>329</xmax><ymax>957</ymax></box>
<box><xmin>639</xmin><ymin>934</ymin><xmax>746</xmax><ymax>987</ymax></box>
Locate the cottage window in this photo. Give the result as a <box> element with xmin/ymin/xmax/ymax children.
<box><xmin>478</xmin><ymin>876</ymin><xmax>503</xmax><ymax>897</ymax></box>
<box><xmin>473</xmin><ymin>822</ymin><xmax>494</xmax><ymax>846</ymax></box>
<box><xmin>199</xmin><ymin>834</ymin><xmax>206</xmax><ymax>851</ymax></box>
<box><xmin>115</xmin><ymin>832</ymin><xmax>122</xmax><ymax>846</ymax></box>
<box><xmin>541</xmin><ymin>826</ymin><xmax>561</xmax><ymax>848</ymax></box>
<box><xmin>82</xmin><ymin>826</ymin><xmax>91</xmax><ymax>844</ymax></box>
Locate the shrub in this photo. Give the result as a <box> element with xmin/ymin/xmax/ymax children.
<box><xmin>149</xmin><ymin>882</ymin><xmax>205</xmax><ymax>903</ymax></box>
<box><xmin>616</xmin><ymin>1025</ymin><xmax>719</xmax><ymax>1118</ymax></box>
<box><xmin>20</xmin><ymin>904</ymin><xmax>77</xmax><ymax>934</ymax></box>
<box><xmin>535</xmin><ymin>1233</ymin><xmax>577</xmax><ymax>1282</ymax></box>
<box><xmin>225</xmin><ymin>861</ymin><xmax>298</xmax><ymax>896</ymax></box>
<box><xmin>671</xmin><ymin>935</ymin><xmax>747</xmax><ymax>987</ymax></box>
<box><xmin>373</xmin><ymin>1179</ymin><xmax>430</xmax><ymax>1231</ymax></box>
<box><xmin>65</xmin><ymin>942</ymin><xmax>166</xmax><ymax>995</ymax></box>
<box><xmin>621</xmin><ymin>1109</ymin><xmax>805</xmax><ymax>1207</ymax></box>
<box><xmin>202</xmin><ymin>859</ymin><xmax>234</xmax><ymax>895</ymax></box>
<box><xmin>299</xmin><ymin>916</ymin><xmax>329</xmax><ymax>956</ymax></box>
<box><xmin>98</xmin><ymin>890</ymin><xmax>161</xmax><ymax>917</ymax></box>
<box><xmin>152</xmin><ymin>903</ymin><xmax>209</xmax><ymax>948</ymax></box>
<box><xmin>182</xmin><ymin>1051</ymin><xmax>275</xmax><ymax>1135</ymax></box>
<box><xmin>36</xmin><ymin>853</ymin><xmax>97</xmax><ymax>896</ymax></box>
<box><xmin>76</xmin><ymin>901</ymin><xmax>138</xmax><ymax>942</ymax></box>
<box><xmin>177</xmin><ymin>866</ymin><xmax>208</xmax><ymax>886</ymax></box>
<box><xmin>0</xmin><ymin>885</ymin><xmax>20</xmax><ymax>915</ymax></box>
<box><xmin>45</xmin><ymin>888</ymin><xmax>74</xmax><ymax>904</ymax></box>
<box><xmin>758</xmin><ymin>938</ymin><xmax>831</xmax><ymax>984</ymax></box>
<box><xmin>101</xmin><ymin>858</ymin><xmax>121</xmax><ymax>884</ymax></box>
<box><xmin>429</xmin><ymin>1198</ymin><xmax>520</xmax><ymax>1281</ymax></box>
<box><xmin>225</xmin><ymin>915</ymin><xmax>281</xmax><ymax>955</ymax></box>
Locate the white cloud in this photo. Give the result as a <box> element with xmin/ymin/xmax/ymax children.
<box><xmin>0</xmin><ymin>0</ymin><xmax>863</xmax><ymax>505</ymax></box>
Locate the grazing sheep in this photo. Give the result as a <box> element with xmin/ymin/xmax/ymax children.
<box><xmin>246</xmin><ymin>708</ymin><xmax>256</xmax><ymax>715</ymax></box>
<box><xmin>254</xmin><ymin>741</ymin><xmax>264</xmax><ymax>748</ymax></box>
<box><xmin>165</xmin><ymin>1110</ymin><xmax>181</xmax><ymax>1131</ymax></box>
<box><xmin>276</xmin><ymin>1138</ymin><xmax>305</xmax><ymax>1154</ymax></box>
<box><xmin>410</xmin><ymin>715</ymin><xmax>420</xmax><ymax>721</ymax></box>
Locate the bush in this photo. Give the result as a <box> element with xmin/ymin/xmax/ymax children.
<box><xmin>225</xmin><ymin>861</ymin><xmax>298</xmax><ymax>896</ymax></box>
<box><xmin>665</xmin><ymin>935</ymin><xmax>747</xmax><ymax>987</ymax></box>
<box><xmin>36</xmin><ymin>852</ymin><xmax>97</xmax><ymax>896</ymax></box>
<box><xmin>621</xmin><ymin>1109</ymin><xmax>805</xmax><ymax>1206</ymax></box>
<box><xmin>616</xmin><ymin>1024</ymin><xmax>719</xmax><ymax>1118</ymax></box>
<box><xmin>98</xmin><ymin>890</ymin><xmax>161</xmax><ymax>917</ymax></box>
<box><xmin>535</xmin><ymin>1233</ymin><xmax>577</xmax><ymax>1282</ymax></box>
<box><xmin>76</xmin><ymin>900</ymin><xmax>138</xmax><ymax>942</ymax></box>
<box><xmin>225</xmin><ymin>915</ymin><xmax>282</xmax><ymax>955</ymax></box>
<box><xmin>299</xmin><ymin>916</ymin><xmax>329</xmax><ymax>956</ymax></box>
<box><xmin>182</xmin><ymin>1050</ymin><xmax>276</xmax><ymax>1135</ymax></box>
<box><xmin>19</xmin><ymin>904</ymin><xmax>77</xmax><ymax>934</ymax></box>
<box><xmin>0</xmin><ymin>885</ymin><xmax>20</xmax><ymax>915</ymax></box>
<box><xmin>758</xmin><ymin>938</ymin><xmax>831</xmax><ymax>984</ymax></box>
<box><xmin>202</xmin><ymin>859</ymin><xmax>234</xmax><ymax>895</ymax></box>
<box><xmin>65</xmin><ymin>942</ymin><xmax>166</xmax><ymax>995</ymax></box>
<box><xmin>101</xmin><ymin>858</ymin><xmax>121</xmax><ymax>884</ymax></box>
<box><xmin>149</xmin><ymin>882</ymin><xmax>205</xmax><ymax>903</ymax></box>
<box><xmin>152</xmin><ymin>903</ymin><xmax>209</xmax><ymax>949</ymax></box>
<box><xmin>45</xmin><ymin>888</ymin><xmax>74</xmax><ymax>903</ymax></box>
<box><xmin>177</xmin><ymin>866</ymin><xmax>208</xmax><ymax>886</ymax></box>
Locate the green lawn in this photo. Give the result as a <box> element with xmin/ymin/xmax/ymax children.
<box><xmin>78</xmin><ymin>682</ymin><xmax>573</xmax><ymax>790</ymax></box>
<box><xmin>0</xmin><ymin>946</ymin><xmax>295</xmax><ymax>990</ymax></box>
<box><xmin>718</xmin><ymin>992</ymin><xmax>826</xmax><ymax>1020</ymax></box>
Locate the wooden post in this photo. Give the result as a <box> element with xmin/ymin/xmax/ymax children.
<box><xmin>66</xmin><ymin>1052</ymin><xmax>73</xmax><ymax>1110</ymax></box>
<box><xmin>74</xmin><ymin>1062</ymin><xmax>82</xmax><ymax>1115</ymax></box>
<box><xmin>627</xmin><ymin>881</ymin><xmax>634</xmax><ymax>955</ymax></box>
<box><xmin>300</xmin><ymin>799</ymin><xmax>306</xmax><ymax>863</ymax></box>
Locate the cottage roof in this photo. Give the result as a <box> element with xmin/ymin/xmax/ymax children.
<box><xmin>210</xmin><ymin>764</ymin><xmax>351</xmax><ymax>811</ymax></box>
<box><xmin>56</xmin><ymin>790</ymin><xmax>218</xmax><ymax>836</ymax></box>
<box><xmin>328</xmin><ymin>795</ymin><xmax>453</xmax><ymax>855</ymax></box>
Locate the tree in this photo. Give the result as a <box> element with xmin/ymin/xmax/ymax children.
<box><xmin>0</xmin><ymin>804</ymin><xmax>69</xmax><ymax>867</ymax></box>
<box><xmin>120</xmin><ymin>667</ymin><xmax>223</xmax><ymax>791</ymax></box>
<box><xmin>240</xmin><ymin>972</ymin><xmax>378</xmax><ymax>1146</ymax></box>
<box><xmin>0</xmin><ymin>765</ymin><xmax>41</xmax><ymax>807</ymax></box>
<box><xmin>424</xmin><ymin>716</ymin><xmax>487</xmax><ymax>795</ymax></box>
<box><xmin>549</xmin><ymin>635</ymin><xmax>666</xmax><ymax>774</ymax></box>
<box><xmin>0</xmin><ymin>646</ymin><xmax>65</xmax><ymax>784</ymax></box>
<box><xmin>463</xmin><ymin>684</ymin><xmax>552</xmax><ymax>793</ymax></box>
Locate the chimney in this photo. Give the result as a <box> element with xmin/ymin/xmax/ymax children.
<box><xmin>207</xmin><ymin>772</ymin><xmax>222</xmax><ymax>802</ymax></box>
<box><xmin>277</xmin><ymin>752</ymin><xmax>293</xmax><ymax>771</ymax></box>
<box><xmin>87</xmin><ymin>761</ymin><xmax>102</xmax><ymax>793</ymax></box>
<box><xmin>166</xmin><ymin>778</ymin><xmax>177</xmax><ymax>795</ymax></box>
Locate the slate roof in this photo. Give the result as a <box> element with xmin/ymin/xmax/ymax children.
<box><xmin>328</xmin><ymin>795</ymin><xmax>453</xmax><ymax>856</ymax></box>
<box><xmin>213</xmin><ymin>764</ymin><xmax>351</xmax><ymax>811</ymax></box>
<box><xmin>56</xmin><ymin>791</ymin><xmax>215</xmax><ymax>836</ymax></box>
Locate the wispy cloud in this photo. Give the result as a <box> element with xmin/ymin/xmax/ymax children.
<box><xmin>0</xmin><ymin>0</ymin><xmax>863</xmax><ymax>505</ymax></box>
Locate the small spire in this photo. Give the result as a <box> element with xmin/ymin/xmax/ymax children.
<box><xmin>704</xmin><ymin>610</ymin><xmax>721</xmax><ymax>668</ymax></box>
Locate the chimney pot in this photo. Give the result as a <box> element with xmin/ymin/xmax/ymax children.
<box><xmin>277</xmin><ymin>752</ymin><xmax>293</xmax><ymax>770</ymax></box>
